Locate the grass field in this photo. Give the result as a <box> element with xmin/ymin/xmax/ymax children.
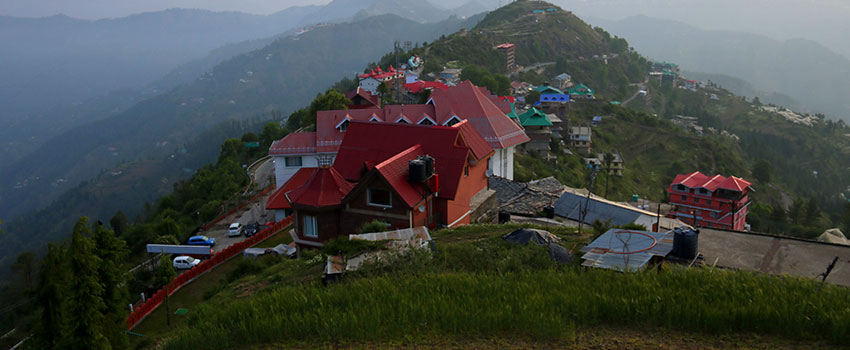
<box><xmin>148</xmin><ymin>224</ymin><xmax>850</xmax><ymax>350</ymax></box>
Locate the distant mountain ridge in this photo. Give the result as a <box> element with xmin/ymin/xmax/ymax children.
<box><xmin>589</xmin><ymin>15</ymin><xmax>850</xmax><ymax>122</ymax></box>
<box><xmin>0</xmin><ymin>13</ymin><xmax>481</xmax><ymax>221</ymax></box>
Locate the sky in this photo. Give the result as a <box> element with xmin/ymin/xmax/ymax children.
<box><xmin>0</xmin><ymin>0</ymin><xmax>330</xmax><ymax>19</ymax></box>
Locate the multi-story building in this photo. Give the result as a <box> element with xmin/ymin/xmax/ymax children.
<box><xmin>569</xmin><ymin>126</ymin><xmax>592</xmax><ymax>153</ymax></box>
<box><xmin>269</xmin><ymin>120</ymin><xmax>494</xmax><ymax>253</ymax></box>
<box><xmin>268</xmin><ymin>81</ymin><xmax>528</xmax><ymax>187</ymax></box>
<box><xmin>495</xmin><ymin>43</ymin><xmax>517</xmax><ymax>71</ymax></box>
<box><xmin>667</xmin><ymin>171</ymin><xmax>753</xmax><ymax>231</ymax></box>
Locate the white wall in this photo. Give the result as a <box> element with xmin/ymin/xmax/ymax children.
<box><xmin>272</xmin><ymin>154</ymin><xmax>320</xmax><ymax>188</ymax></box>
<box><xmin>488</xmin><ymin>146</ymin><xmax>516</xmax><ymax>180</ymax></box>
<box><xmin>359</xmin><ymin>78</ymin><xmax>380</xmax><ymax>94</ymax></box>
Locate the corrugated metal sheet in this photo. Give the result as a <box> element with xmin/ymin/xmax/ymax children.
<box><xmin>554</xmin><ymin>191</ymin><xmax>642</xmax><ymax>226</ymax></box>
<box><xmin>580</xmin><ymin>229</ymin><xmax>674</xmax><ymax>271</ymax></box>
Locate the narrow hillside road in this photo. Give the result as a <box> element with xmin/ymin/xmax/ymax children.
<box><xmin>621</xmin><ymin>80</ymin><xmax>648</xmax><ymax>106</ymax></box>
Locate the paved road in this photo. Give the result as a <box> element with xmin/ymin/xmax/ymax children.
<box><xmin>621</xmin><ymin>80</ymin><xmax>648</xmax><ymax>106</ymax></box>
<box><xmin>201</xmin><ymin>191</ymin><xmax>274</xmax><ymax>253</ymax></box>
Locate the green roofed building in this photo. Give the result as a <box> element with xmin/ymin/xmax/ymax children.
<box><xmin>533</xmin><ymin>85</ymin><xmax>564</xmax><ymax>95</ymax></box>
<box><xmin>568</xmin><ymin>84</ymin><xmax>594</xmax><ymax>99</ymax></box>
<box><xmin>518</xmin><ymin>107</ymin><xmax>553</xmax><ymax>157</ymax></box>
<box><xmin>518</xmin><ymin>107</ymin><xmax>552</xmax><ymax>127</ymax></box>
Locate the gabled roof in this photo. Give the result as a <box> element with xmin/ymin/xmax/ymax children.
<box><xmin>372</xmin><ymin>145</ymin><xmax>428</xmax><ymax>208</ymax></box>
<box><xmin>429</xmin><ymin>81</ymin><xmax>529</xmax><ymax>149</ymax></box>
<box><xmin>266</xmin><ymin>168</ymin><xmax>317</xmax><ymax>210</ymax></box>
<box><xmin>671</xmin><ymin>171</ymin><xmax>753</xmax><ymax>192</ymax></box>
<box><xmin>568</xmin><ymin>84</ymin><xmax>594</xmax><ymax>95</ymax></box>
<box><xmin>345</xmin><ymin>87</ymin><xmax>380</xmax><ymax>109</ymax></box>
<box><xmin>518</xmin><ymin>108</ymin><xmax>552</xmax><ymax>127</ymax></box>
<box><xmin>452</xmin><ymin>119</ymin><xmax>494</xmax><ymax>161</ymax></box>
<box><xmin>554</xmin><ymin>73</ymin><xmax>571</xmax><ymax>81</ymax></box>
<box><xmin>285</xmin><ymin>167</ymin><xmax>355</xmax><ymax>208</ymax></box>
<box><xmin>533</xmin><ymin>85</ymin><xmax>564</xmax><ymax>94</ymax></box>
<box><xmin>404</xmin><ymin>80</ymin><xmax>448</xmax><ymax>94</ymax></box>
<box><xmin>269</xmin><ymin>132</ymin><xmax>317</xmax><ymax>155</ymax></box>
<box><xmin>333</xmin><ymin>121</ymin><xmax>475</xmax><ymax>200</ymax></box>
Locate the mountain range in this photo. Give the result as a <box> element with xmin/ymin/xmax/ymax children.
<box><xmin>590</xmin><ymin>15</ymin><xmax>850</xmax><ymax>122</ymax></box>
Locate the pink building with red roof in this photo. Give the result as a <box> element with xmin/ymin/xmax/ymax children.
<box><xmin>268</xmin><ymin>81</ymin><xmax>529</xmax><ymax>189</ymax></box>
<box><xmin>273</xmin><ymin>120</ymin><xmax>494</xmax><ymax>252</ymax></box>
<box><xmin>667</xmin><ymin>171</ymin><xmax>754</xmax><ymax>231</ymax></box>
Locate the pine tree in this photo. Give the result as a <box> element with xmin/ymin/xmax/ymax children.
<box><xmin>803</xmin><ymin>197</ymin><xmax>820</xmax><ymax>226</ymax></box>
<box><xmin>63</xmin><ymin>217</ymin><xmax>111</xmax><ymax>350</ymax></box>
<box><xmin>156</xmin><ymin>254</ymin><xmax>177</xmax><ymax>287</ymax></box>
<box><xmin>788</xmin><ymin>198</ymin><xmax>804</xmax><ymax>224</ymax></box>
<box><xmin>93</xmin><ymin>223</ymin><xmax>130</xmax><ymax>350</ymax></box>
<box><xmin>34</xmin><ymin>243</ymin><xmax>69</xmax><ymax>349</ymax></box>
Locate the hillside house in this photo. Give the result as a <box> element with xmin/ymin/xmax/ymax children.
<box><xmin>533</xmin><ymin>85</ymin><xmax>564</xmax><ymax>95</ymax></box>
<box><xmin>439</xmin><ymin>68</ymin><xmax>462</xmax><ymax>83</ymax></box>
<box><xmin>667</xmin><ymin>172</ymin><xmax>753</xmax><ymax>231</ymax></box>
<box><xmin>277</xmin><ymin>121</ymin><xmax>495</xmax><ymax>252</ymax></box>
<box><xmin>552</xmin><ymin>73</ymin><xmax>572</xmax><ymax>90</ymax></box>
<box><xmin>517</xmin><ymin>108</ymin><xmax>553</xmax><ymax>157</ymax></box>
<box><xmin>358</xmin><ymin>65</ymin><xmax>405</xmax><ymax>94</ymax></box>
<box><xmin>345</xmin><ymin>87</ymin><xmax>381</xmax><ymax>109</ymax></box>
<box><xmin>568</xmin><ymin>84</ymin><xmax>595</xmax><ymax>99</ymax></box>
<box><xmin>584</xmin><ymin>152</ymin><xmax>623</xmax><ymax>176</ymax></box>
<box><xmin>569</xmin><ymin>126</ymin><xmax>592</xmax><ymax>153</ymax></box>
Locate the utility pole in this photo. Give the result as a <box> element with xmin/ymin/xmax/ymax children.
<box><xmin>578</xmin><ymin>168</ymin><xmax>599</xmax><ymax>234</ymax></box>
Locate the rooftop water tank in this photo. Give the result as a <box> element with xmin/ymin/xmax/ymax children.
<box><xmin>672</xmin><ymin>227</ymin><xmax>699</xmax><ymax>260</ymax></box>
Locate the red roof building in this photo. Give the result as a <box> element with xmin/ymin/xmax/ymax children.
<box><xmin>358</xmin><ymin>65</ymin><xmax>405</xmax><ymax>95</ymax></box>
<box><xmin>278</xmin><ymin>121</ymin><xmax>494</xmax><ymax>252</ymax></box>
<box><xmin>404</xmin><ymin>80</ymin><xmax>449</xmax><ymax>94</ymax></box>
<box><xmin>667</xmin><ymin>171</ymin><xmax>754</xmax><ymax>231</ymax></box>
<box><xmin>269</xmin><ymin>81</ymin><xmax>528</xmax><ymax>188</ymax></box>
<box><xmin>344</xmin><ymin>86</ymin><xmax>381</xmax><ymax>109</ymax></box>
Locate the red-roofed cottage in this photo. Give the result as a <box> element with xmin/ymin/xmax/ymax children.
<box><xmin>268</xmin><ymin>81</ymin><xmax>529</xmax><ymax>187</ymax></box>
<box><xmin>277</xmin><ymin>121</ymin><xmax>494</xmax><ymax>252</ymax></box>
<box><xmin>667</xmin><ymin>171</ymin><xmax>754</xmax><ymax>231</ymax></box>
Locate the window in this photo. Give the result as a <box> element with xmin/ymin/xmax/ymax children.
<box><xmin>464</xmin><ymin>166</ymin><xmax>469</xmax><ymax>176</ymax></box>
<box><xmin>339</xmin><ymin>119</ymin><xmax>349</xmax><ymax>132</ymax></box>
<box><xmin>445</xmin><ymin>116</ymin><xmax>461</xmax><ymax>126</ymax></box>
<box><xmin>699</xmin><ymin>188</ymin><xmax>708</xmax><ymax>194</ymax></box>
<box><xmin>367</xmin><ymin>188</ymin><xmax>392</xmax><ymax>207</ymax></box>
<box><xmin>418</xmin><ymin>118</ymin><xmax>434</xmax><ymax>125</ymax></box>
<box><xmin>681</xmin><ymin>195</ymin><xmax>687</xmax><ymax>201</ymax></box>
<box><xmin>677</xmin><ymin>184</ymin><xmax>686</xmax><ymax>191</ymax></box>
<box><xmin>284</xmin><ymin>156</ymin><xmax>302</xmax><ymax>167</ymax></box>
<box><xmin>694</xmin><ymin>197</ymin><xmax>699</xmax><ymax>203</ymax></box>
<box><xmin>303</xmin><ymin>215</ymin><xmax>318</xmax><ymax>238</ymax></box>
<box><xmin>706</xmin><ymin>199</ymin><xmax>712</xmax><ymax>206</ymax></box>
<box><xmin>397</xmin><ymin>118</ymin><xmax>409</xmax><ymax>124</ymax></box>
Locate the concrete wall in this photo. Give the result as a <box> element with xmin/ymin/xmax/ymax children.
<box><xmin>489</xmin><ymin>146</ymin><xmax>516</xmax><ymax>180</ymax></box>
<box><xmin>272</xmin><ymin>154</ymin><xmax>325</xmax><ymax>188</ymax></box>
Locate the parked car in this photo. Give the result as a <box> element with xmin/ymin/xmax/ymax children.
<box><xmin>228</xmin><ymin>222</ymin><xmax>243</xmax><ymax>237</ymax></box>
<box><xmin>188</xmin><ymin>235</ymin><xmax>215</xmax><ymax>246</ymax></box>
<box><xmin>173</xmin><ymin>256</ymin><xmax>201</xmax><ymax>270</ymax></box>
<box><xmin>244</xmin><ymin>222</ymin><xmax>259</xmax><ymax>237</ymax></box>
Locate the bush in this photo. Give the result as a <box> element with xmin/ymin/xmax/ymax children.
<box><xmin>226</xmin><ymin>258</ymin><xmax>265</xmax><ymax>282</ymax></box>
<box><xmin>357</xmin><ymin>220</ymin><xmax>389</xmax><ymax>234</ymax></box>
<box><xmin>321</xmin><ymin>237</ymin><xmax>385</xmax><ymax>257</ymax></box>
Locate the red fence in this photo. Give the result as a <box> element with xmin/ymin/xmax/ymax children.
<box><xmin>126</xmin><ymin>216</ymin><xmax>293</xmax><ymax>329</ymax></box>
<box><xmin>200</xmin><ymin>186</ymin><xmax>274</xmax><ymax>230</ymax></box>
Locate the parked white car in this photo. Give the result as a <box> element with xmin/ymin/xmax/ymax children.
<box><xmin>172</xmin><ymin>256</ymin><xmax>201</xmax><ymax>270</ymax></box>
<box><xmin>228</xmin><ymin>222</ymin><xmax>243</xmax><ymax>237</ymax></box>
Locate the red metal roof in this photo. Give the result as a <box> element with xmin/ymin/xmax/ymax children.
<box><xmin>333</xmin><ymin>121</ymin><xmax>472</xmax><ymax>200</ymax></box>
<box><xmin>374</xmin><ymin>145</ymin><xmax>428</xmax><ymax>208</ymax></box>
<box><xmin>404</xmin><ymin>80</ymin><xmax>449</xmax><ymax>94</ymax></box>
<box><xmin>344</xmin><ymin>87</ymin><xmax>380</xmax><ymax>109</ymax></box>
<box><xmin>429</xmin><ymin>81</ymin><xmax>529</xmax><ymax>149</ymax></box>
<box><xmin>269</xmin><ymin>132</ymin><xmax>317</xmax><ymax>155</ymax></box>
<box><xmin>286</xmin><ymin>167</ymin><xmax>355</xmax><ymax>208</ymax></box>
<box><xmin>266</xmin><ymin>168</ymin><xmax>316</xmax><ymax>210</ymax></box>
<box><xmin>452</xmin><ymin>119</ymin><xmax>493</xmax><ymax>161</ymax></box>
<box><xmin>672</xmin><ymin>171</ymin><xmax>752</xmax><ymax>192</ymax></box>
<box><xmin>357</xmin><ymin>65</ymin><xmax>404</xmax><ymax>81</ymax></box>
<box><xmin>495</xmin><ymin>43</ymin><xmax>515</xmax><ymax>49</ymax></box>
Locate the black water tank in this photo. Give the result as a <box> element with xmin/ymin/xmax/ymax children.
<box><xmin>543</xmin><ymin>206</ymin><xmax>555</xmax><ymax>219</ymax></box>
<box><xmin>498</xmin><ymin>211</ymin><xmax>511</xmax><ymax>224</ymax></box>
<box><xmin>673</xmin><ymin>228</ymin><xmax>699</xmax><ymax>260</ymax></box>
<box><xmin>422</xmin><ymin>155</ymin><xmax>435</xmax><ymax>178</ymax></box>
<box><xmin>409</xmin><ymin>159</ymin><xmax>427</xmax><ymax>183</ymax></box>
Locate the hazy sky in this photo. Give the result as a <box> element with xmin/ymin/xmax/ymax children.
<box><xmin>0</xmin><ymin>0</ymin><xmax>329</xmax><ymax>19</ymax></box>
